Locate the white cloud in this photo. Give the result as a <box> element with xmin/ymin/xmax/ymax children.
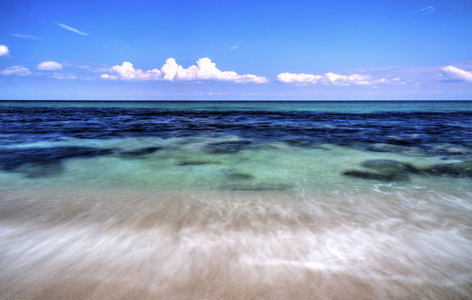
<box><xmin>0</xmin><ymin>45</ymin><xmax>9</xmax><ymax>56</ymax></box>
<box><xmin>277</xmin><ymin>71</ymin><xmax>391</xmax><ymax>86</ymax></box>
<box><xmin>52</xmin><ymin>73</ymin><xmax>77</xmax><ymax>80</ymax></box>
<box><xmin>409</xmin><ymin>4</ymin><xmax>443</xmax><ymax>15</ymax></box>
<box><xmin>109</xmin><ymin>61</ymin><xmax>162</xmax><ymax>80</ymax></box>
<box><xmin>77</xmin><ymin>64</ymin><xmax>110</xmax><ymax>73</ymax></box>
<box><xmin>37</xmin><ymin>61</ymin><xmax>63</xmax><ymax>70</ymax></box>
<box><xmin>101</xmin><ymin>57</ymin><xmax>268</xmax><ymax>83</ymax></box>
<box><xmin>441</xmin><ymin>65</ymin><xmax>472</xmax><ymax>82</ymax></box>
<box><xmin>9</xmin><ymin>33</ymin><xmax>38</xmax><ymax>40</ymax></box>
<box><xmin>230</xmin><ymin>41</ymin><xmax>244</xmax><ymax>50</ymax></box>
<box><xmin>100</xmin><ymin>74</ymin><xmax>117</xmax><ymax>80</ymax></box>
<box><xmin>0</xmin><ymin>66</ymin><xmax>32</xmax><ymax>76</ymax></box>
<box><xmin>57</xmin><ymin>23</ymin><xmax>88</xmax><ymax>36</ymax></box>
<box><xmin>277</xmin><ymin>73</ymin><xmax>323</xmax><ymax>84</ymax></box>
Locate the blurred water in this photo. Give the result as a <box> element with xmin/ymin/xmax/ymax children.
<box><xmin>0</xmin><ymin>101</ymin><xmax>471</xmax><ymax>299</ymax></box>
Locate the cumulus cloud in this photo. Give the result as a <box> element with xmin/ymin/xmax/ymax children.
<box><xmin>441</xmin><ymin>65</ymin><xmax>472</xmax><ymax>82</ymax></box>
<box><xmin>37</xmin><ymin>61</ymin><xmax>63</xmax><ymax>70</ymax></box>
<box><xmin>0</xmin><ymin>45</ymin><xmax>9</xmax><ymax>56</ymax></box>
<box><xmin>101</xmin><ymin>58</ymin><xmax>268</xmax><ymax>83</ymax></box>
<box><xmin>0</xmin><ymin>66</ymin><xmax>32</xmax><ymax>76</ymax></box>
<box><xmin>277</xmin><ymin>71</ymin><xmax>396</xmax><ymax>86</ymax></box>
<box><xmin>277</xmin><ymin>73</ymin><xmax>323</xmax><ymax>85</ymax></box>
<box><xmin>109</xmin><ymin>61</ymin><xmax>161</xmax><ymax>80</ymax></box>
<box><xmin>57</xmin><ymin>23</ymin><xmax>88</xmax><ymax>36</ymax></box>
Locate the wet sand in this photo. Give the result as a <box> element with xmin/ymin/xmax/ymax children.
<box><xmin>1</xmin><ymin>189</ymin><xmax>471</xmax><ymax>299</ymax></box>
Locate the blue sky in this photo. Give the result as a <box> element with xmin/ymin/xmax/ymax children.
<box><xmin>1</xmin><ymin>0</ymin><xmax>471</xmax><ymax>100</ymax></box>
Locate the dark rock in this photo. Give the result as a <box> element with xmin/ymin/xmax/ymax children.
<box><xmin>284</xmin><ymin>139</ymin><xmax>314</xmax><ymax>148</ymax></box>
<box><xmin>343</xmin><ymin>159</ymin><xmax>417</xmax><ymax>182</ymax></box>
<box><xmin>343</xmin><ymin>170</ymin><xmax>410</xmax><ymax>182</ymax></box>
<box><xmin>226</xmin><ymin>172</ymin><xmax>254</xmax><ymax>180</ymax></box>
<box><xmin>361</xmin><ymin>159</ymin><xmax>418</xmax><ymax>174</ymax></box>
<box><xmin>177</xmin><ymin>160</ymin><xmax>217</xmax><ymax>166</ymax></box>
<box><xmin>14</xmin><ymin>162</ymin><xmax>64</xmax><ymax>178</ymax></box>
<box><xmin>367</xmin><ymin>143</ymin><xmax>410</xmax><ymax>153</ymax></box>
<box><xmin>203</xmin><ymin>140</ymin><xmax>253</xmax><ymax>154</ymax></box>
<box><xmin>0</xmin><ymin>146</ymin><xmax>113</xmax><ymax>178</ymax></box>
<box><xmin>422</xmin><ymin>161</ymin><xmax>472</xmax><ymax>178</ymax></box>
<box><xmin>120</xmin><ymin>147</ymin><xmax>161</xmax><ymax>156</ymax></box>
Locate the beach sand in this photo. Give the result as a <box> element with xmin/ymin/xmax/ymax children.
<box><xmin>1</xmin><ymin>189</ymin><xmax>471</xmax><ymax>299</ymax></box>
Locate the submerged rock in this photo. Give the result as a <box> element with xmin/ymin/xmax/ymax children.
<box><xmin>343</xmin><ymin>159</ymin><xmax>415</xmax><ymax>182</ymax></box>
<box><xmin>177</xmin><ymin>160</ymin><xmax>218</xmax><ymax>166</ymax></box>
<box><xmin>284</xmin><ymin>139</ymin><xmax>314</xmax><ymax>148</ymax></box>
<box><xmin>344</xmin><ymin>158</ymin><xmax>472</xmax><ymax>181</ymax></box>
<box><xmin>343</xmin><ymin>170</ymin><xmax>410</xmax><ymax>182</ymax></box>
<box><xmin>367</xmin><ymin>143</ymin><xmax>409</xmax><ymax>153</ymax></box>
<box><xmin>361</xmin><ymin>159</ymin><xmax>418</xmax><ymax>174</ymax></box>
<box><xmin>203</xmin><ymin>140</ymin><xmax>253</xmax><ymax>154</ymax></box>
<box><xmin>422</xmin><ymin>161</ymin><xmax>472</xmax><ymax>178</ymax></box>
<box><xmin>120</xmin><ymin>147</ymin><xmax>161</xmax><ymax>157</ymax></box>
<box><xmin>0</xmin><ymin>146</ymin><xmax>114</xmax><ymax>178</ymax></box>
<box><xmin>366</xmin><ymin>143</ymin><xmax>426</xmax><ymax>156</ymax></box>
<box><xmin>226</xmin><ymin>172</ymin><xmax>254</xmax><ymax>180</ymax></box>
<box><xmin>13</xmin><ymin>162</ymin><xmax>64</xmax><ymax>178</ymax></box>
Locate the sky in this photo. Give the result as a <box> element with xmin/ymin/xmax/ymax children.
<box><xmin>0</xmin><ymin>0</ymin><xmax>471</xmax><ymax>100</ymax></box>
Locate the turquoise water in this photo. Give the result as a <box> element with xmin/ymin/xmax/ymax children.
<box><xmin>1</xmin><ymin>136</ymin><xmax>469</xmax><ymax>195</ymax></box>
<box><xmin>0</xmin><ymin>101</ymin><xmax>471</xmax><ymax>299</ymax></box>
<box><xmin>2</xmin><ymin>100</ymin><xmax>472</xmax><ymax>113</ymax></box>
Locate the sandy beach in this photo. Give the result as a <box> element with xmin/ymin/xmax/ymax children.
<box><xmin>1</xmin><ymin>189</ymin><xmax>471</xmax><ymax>299</ymax></box>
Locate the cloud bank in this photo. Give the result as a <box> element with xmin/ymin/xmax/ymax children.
<box><xmin>0</xmin><ymin>66</ymin><xmax>32</xmax><ymax>76</ymax></box>
<box><xmin>441</xmin><ymin>65</ymin><xmax>472</xmax><ymax>82</ymax></box>
<box><xmin>101</xmin><ymin>58</ymin><xmax>268</xmax><ymax>83</ymax></box>
<box><xmin>37</xmin><ymin>61</ymin><xmax>63</xmax><ymax>70</ymax></box>
<box><xmin>0</xmin><ymin>45</ymin><xmax>9</xmax><ymax>56</ymax></box>
<box><xmin>277</xmin><ymin>72</ymin><xmax>400</xmax><ymax>86</ymax></box>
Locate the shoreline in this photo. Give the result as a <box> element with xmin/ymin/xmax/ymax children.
<box><xmin>1</xmin><ymin>188</ymin><xmax>471</xmax><ymax>299</ymax></box>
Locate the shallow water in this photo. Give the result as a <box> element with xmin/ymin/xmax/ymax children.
<box><xmin>0</xmin><ymin>101</ymin><xmax>472</xmax><ymax>299</ymax></box>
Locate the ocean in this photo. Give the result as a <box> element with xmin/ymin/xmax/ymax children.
<box><xmin>0</xmin><ymin>100</ymin><xmax>471</xmax><ymax>299</ymax></box>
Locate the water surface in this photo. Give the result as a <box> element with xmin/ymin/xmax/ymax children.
<box><xmin>1</xmin><ymin>101</ymin><xmax>471</xmax><ymax>299</ymax></box>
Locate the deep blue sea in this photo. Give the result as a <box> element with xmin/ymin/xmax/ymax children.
<box><xmin>0</xmin><ymin>101</ymin><xmax>471</xmax><ymax>299</ymax></box>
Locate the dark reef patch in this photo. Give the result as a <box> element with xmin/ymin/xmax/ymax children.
<box><xmin>422</xmin><ymin>161</ymin><xmax>472</xmax><ymax>178</ymax></box>
<box><xmin>0</xmin><ymin>146</ymin><xmax>113</xmax><ymax>178</ymax></box>
<box><xmin>177</xmin><ymin>160</ymin><xmax>219</xmax><ymax>166</ymax></box>
<box><xmin>203</xmin><ymin>140</ymin><xmax>253</xmax><ymax>154</ymax></box>
<box><xmin>343</xmin><ymin>159</ymin><xmax>415</xmax><ymax>182</ymax></box>
<box><xmin>119</xmin><ymin>147</ymin><xmax>162</xmax><ymax>157</ymax></box>
<box><xmin>343</xmin><ymin>158</ymin><xmax>472</xmax><ymax>182</ymax></box>
<box><xmin>226</xmin><ymin>172</ymin><xmax>255</xmax><ymax>180</ymax></box>
<box><xmin>343</xmin><ymin>170</ymin><xmax>410</xmax><ymax>182</ymax></box>
<box><xmin>361</xmin><ymin>160</ymin><xmax>418</xmax><ymax>174</ymax></box>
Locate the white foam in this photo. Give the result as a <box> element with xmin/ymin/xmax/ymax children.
<box><xmin>2</xmin><ymin>211</ymin><xmax>471</xmax><ymax>288</ymax></box>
